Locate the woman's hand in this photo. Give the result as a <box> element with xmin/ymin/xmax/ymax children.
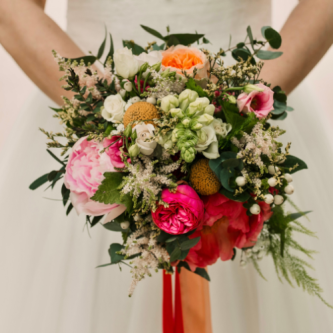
<box><xmin>0</xmin><ymin>0</ymin><xmax>85</xmax><ymax>104</ymax></box>
<box><xmin>260</xmin><ymin>0</ymin><xmax>333</xmax><ymax>95</ymax></box>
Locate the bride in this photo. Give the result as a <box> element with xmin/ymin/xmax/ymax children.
<box><xmin>1</xmin><ymin>0</ymin><xmax>333</xmax><ymax>332</ymax></box>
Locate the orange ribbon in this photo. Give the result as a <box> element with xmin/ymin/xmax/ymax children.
<box><xmin>162</xmin><ymin>269</ymin><xmax>212</xmax><ymax>333</ymax></box>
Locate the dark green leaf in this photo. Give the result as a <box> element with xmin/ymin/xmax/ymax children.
<box><xmin>109</xmin><ymin>243</ymin><xmax>125</xmax><ymax>264</ymax></box>
<box><xmin>29</xmin><ymin>173</ymin><xmax>49</xmax><ymax>190</ymax></box>
<box><xmin>281</xmin><ymin>155</ymin><xmax>308</xmax><ymax>174</ymax></box>
<box><xmin>179</xmin><ymin>249</ymin><xmax>190</xmax><ymax>260</ymax></box>
<box><xmin>64</xmin><ymin>56</ymin><xmax>96</xmax><ymax>66</ymax></box>
<box><xmin>180</xmin><ymin>237</ymin><xmax>200</xmax><ymax>250</ymax></box>
<box><xmin>47</xmin><ymin>149</ymin><xmax>65</xmax><ymax>165</ymax></box>
<box><xmin>47</xmin><ymin>170</ymin><xmax>58</xmax><ymax>181</ymax></box>
<box><xmin>165</xmin><ymin>33</ymin><xmax>204</xmax><ymax>46</ymax></box>
<box><xmin>202</xmin><ymin>37</ymin><xmax>210</xmax><ymax>44</ymax></box>
<box><xmin>96</xmin><ymin>263</ymin><xmax>112</xmax><ymax>268</ymax></box>
<box><xmin>104</xmin><ymin>33</ymin><xmax>115</xmax><ymax>67</ymax></box>
<box><xmin>103</xmin><ymin>221</ymin><xmax>130</xmax><ymax>232</ymax></box>
<box><xmin>91</xmin><ymin>215</ymin><xmax>104</xmax><ymax>227</ymax></box>
<box><xmin>232</xmin><ymin>48</ymin><xmax>252</xmax><ymax>62</ymax></box>
<box><xmin>49</xmin><ymin>107</ymin><xmax>63</xmax><ymax>113</ymax></box>
<box><xmin>271</xmin><ymin>111</ymin><xmax>288</xmax><ymax>121</ymax></box>
<box><xmin>165</xmin><ymin>236</ymin><xmax>178</xmax><ymax>243</ymax></box>
<box><xmin>219</xmin><ymin>187</ymin><xmax>251</xmax><ymax>202</ymax></box>
<box><xmin>194</xmin><ymin>268</ymin><xmax>210</xmax><ymax>281</ymax></box>
<box><xmin>220</xmin><ymin>168</ymin><xmax>235</xmax><ymax>192</ymax></box>
<box><xmin>256</xmin><ymin>50</ymin><xmax>283</xmax><ymax>60</ymax></box>
<box><xmin>247</xmin><ymin>26</ymin><xmax>254</xmax><ymax>48</ymax></box>
<box><xmin>123</xmin><ymin>40</ymin><xmax>146</xmax><ymax>56</ymax></box>
<box><xmin>287</xmin><ymin>211</ymin><xmax>312</xmax><ymax>221</ymax></box>
<box><xmin>97</xmin><ymin>26</ymin><xmax>107</xmax><ymax>59</ymax></box>
<box><xmin>66</xmin><ymin>203</ymin><xmax>73</xmax><ymax>216</ymax></box>
<box><xmin>170</xmin><ymin>246</ymin><xmax>182</xmax><ymax>262</ymax></box>
<box><xmin>140</xmin><ymin>25</ymin><xmax>165</xmax><ymax>41</ymax></box>
<box><xmin>262</xmin><ymin>27</ymin><xmax>282</xmax><ymax>49</ymax></box>
<box><xmin>209</xmin><ymin>151</ymin><xmax>237</xmax><ymax>175</ymax></box>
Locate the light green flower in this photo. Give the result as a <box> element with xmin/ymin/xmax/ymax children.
<box><xmin>170</xmin><ymin>108</ymin><xmax>184</xmax><ymax>118</ymax></box>
<box><xmin>161</xmin><ymin>95</ymin><xmax>179</xmax><ymax>113</ymax></box>
<box><xmin>197</xmin><ymin>114</ymin><xmax>214</xmax><ymax>126</ymax></box>
<box><xmin>204</xmin><ymin>104</ymin><xmax>215</xmax><ymax>116</ymax></box>
<box><xmin>128</xmin><ymin>143</ymin><xmax>140</xmax><ymax>157</ymax></box>
<box><xmin>187</xmin><ymin>97</ymin><xmax>210</xmax><ymax>116</ymax></box>
<box><xmin>178</xmin><ymin>89</ymin><xmax>199</xmax><ymax>111</ymax></box>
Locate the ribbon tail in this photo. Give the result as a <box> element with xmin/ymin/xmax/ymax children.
<box><xmin>163</xmin><ymin>270</ymin><xmax>174</xmax><ymax>333</ymax></box>
<box><xmin>174</xmin><ymin>269</ymin><xmax>184</xmax><ymax>333</ymax></box>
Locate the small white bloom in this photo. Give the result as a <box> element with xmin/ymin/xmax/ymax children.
<box><xmin>119</xmin><ymin>89</ymin><xmax>126</xmax><ymax>98</ymax></box>
<box><xmin>120</xmin><ymin>221</ymin><xmax>130</xmax><ymax>229</ymax></box>
<box><xmin>161</xmin><ymin>95</ymin><xmax>179</xmax><ymax>112</ymax></box>
<box><xmin>268</xmin><ymin>165</ymin><xmax>279</xmax><ymax>175</ymax></box>
<box><xmin>170</xmin><ymin>108</ymin><xmax>184</xmax><ymax>118</ymax></box>
<box><xmin>264</xmin><ymin>194</ymin><xmax>274</xmax><ymax>204</ymax></box>
<box><xmin>197</xmin><ymin>114</ymin><xmax>214</xmax><ymax>126</ymax></box>
<box><xmin>102</xmin><ymin>94</ymin><xmax>126</xmax><ymax>122</ymax></box>
<box><xmin>188</xmin><ymin>97</ymin><xmax>210</xmax><ymax>116</ymax></box>
<box><xmin>250</xmin><ymin>204</ymin><xmax>261</xmax><ymax>215</ymax></box>
<box><xmin>211</xmin><ymin>118</ymin><xmax>232</xmax><ymax>138</ymax></box>
<box><xmin>114</xmin><ymin>47</ymin><xmax>139</xmax><ymax>79</ymax></box>
<box><xmin>195</xmin><ymin>124</ymin><xmax>217</xmax><ymax>152</ymax></box>
<box><xmin>125</xmin><ymin>96</ymin><xmax>141</xmax><ymax>111</ymax></box>
<box><xmin>284</xmin><ymin>184</ymin><xmax>294</xmax><ymax>195</ymax></box>
<box><xmin>182</xmin><ymin>118</ymin><xmax>191</xmax><ymax>127</ymax></box>
<box><xmin>147</xmin><ymin>97</ymin><xmax>157</xmax><ymax>105</ymax></box>
<box><xmin>124</xmin><ymin>81</ymin><xmax>133</xmax><ymax>92</ymax></box>
<box><xmin>268</xmin><ymin>177</ymin><xmax>278</xmax><ymax>187</ymax></box>
<box><xmin>178</xmin><ymin>89</ymin><xmax>199</xmax><ymax>111</ymax></box>
<box><xmin>236</xmin><ymin>176</ymin><xmax>247</xmax><ymax>187</ymax></box>
<box><xmin>274</xmin><ymin>195</ymin><xmax>284</xmax><ymax>205</ymax></box>
<box><xmin>111</xmin><ymin>123</ymin><xmax>125</xmax><ymax>136</ymax></box>
<box><xmin>135</xmin><ymin>50</ymin><xmax>162</xmax><ymax>67</ymax></box>
<box><xmin>133</xmin><ymin>123</ymin><xmax>157</xmax><ymax>155</ymax></box>
<box><xmin>204</xmin><ymin>104</ymin><xmax>215</xmax><ymax>116</ymax></box>
<box><xmin>284</xmin><ymin>173</ymin><xmax>293</xmax><ymax>183</ymax></box>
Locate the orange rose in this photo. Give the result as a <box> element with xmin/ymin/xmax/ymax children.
<box><xmin>161</xmin><ymin>45</ymin><xmax>209</xmax><ymax>79</ymax></box>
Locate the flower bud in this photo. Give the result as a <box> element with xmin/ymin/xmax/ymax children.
<box><xmin>284</xmin><ymin>173</ymin><xmax>293</xmax><ymax>183</ymax></box>
<box><xmin>178</xmin><ymin>89</ymin><xmax>199</xmax><ymax>111</ymax></box>
<box><xmin>250</xmin><ymin>204</ymin><xmax>261</xmax><ymax>215</ymax></box>
<box><xmin>190</xmin><ymin>121</ymin><xmax>203</xmax><ymax>131</ymax></box>
<box><xmin>131</xmin><ymin>129</ymin><xmax>137</xmax><ymax>141</ymax></box>
<box><xmin>243</xmin><ymin>84</ymin><xmax>265</xmax><ymax>94</ymax></box>
<box><xmin>264</xmin><ymin>194</ymin><xmax>274</xmax><ymax>205</ymax></box>
<box><xmin>267</xmin><ymin>177</ymin><xmax>278</xmax><ymax>187</ymax></box>
<box><xmin>128</xmin><ymin>143</ymin><xmax>140</xmax><ymax>157</ymax></box>
<box><xmin>150</xmin><ymin>62</ymin><xmax>161</xmax><ymax>72</ymax></box>
<box><xmin>235</xmin><ymin>176</ymin><xmax>247</xmax><ymax>187</ymax></box>
<box><xmin>204</xmin><ymin>104</ymin><xmax>215</xmax><ymax>116</ymax></box>
<box><xmin>124</xmin><ymin>124</ymin><xmax>132</xmax><ymax>137</ymax></box>
<box><xmin>120</xmin><ymin>221</ymin><xmax>130</xmax><ymax>230</ymax></box>
<box><xmin>182</xmin><ymin>117</ymin><xmax>191</xmax><ymax>128</ymax></box>
<box><xmin>197</xmin><ymin>114</ymin><xmax>214</xmax><ymax>126</ymax></box>
<box><xmin>119</xmin><ymin>89</ymin><xmax>126</xmax><ymax>98</ymax></box>
<box><xmin>268</xmin><ymin>165</ymin><xmax>279</xmax><ymax>175</ymax></box>
<box><xmin>170</xmin><ymin>108</ymin><xmax>184</xmax><ymax>118</ymax></box>
<box><xmin>227</xmin><ymin>95</ymin><xmax>237</xmax><ymax>104</ymax></box>
<box><xmin>146</xmin><ymin>97</ymin><xmax>157</xmax><ymax>105</ymax></box>
<box><xmin>161</xmin><ymin>95</ymin><xmax>179</xmax><ymax>112</ymax></box>
<box><xmin>139</xmin><ymin>62</ymin><xmax>149</xmax><ymax>73</ymax></box>
<box><xmin>131</xmin><ymin>96</ymin><xmax>141</xmax><ymax>103</ymax></box>
<box><xmin>172</xmin><ymin>128</ymin><xmax>185</xmax><ymax>142</ymax></box>
<box><xmin>274</xmin><ymin>195</ymin><xmax>284</xmax><ymax>205</ymax></box>
<box><xmin>284</xmin><ymin>184</ymin><xmax>294</xmax><ymax>195</ymax></box>
<box><xmin>124</xmin><ymin>81</ymin><xmax>133</xmax><ymax>92</ymax></box>
<box><xmin>181</xmin><ymin>147</ymin><xmax>196</xmax><ymax>163</ymax></box>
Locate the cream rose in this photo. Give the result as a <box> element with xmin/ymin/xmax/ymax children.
<box><xmin>102</xmin><ymin>94</ymin><xmax>126</xmax><ymax>122</ymax></box>
<box><xmin>133</xmin><ymin>123</ymin><xmax>157</xmax><ymax>155</ymax></box>
<box><xmin>135</xmin><ymin>51</ymin><xmax>162</xmax><ymax>67</ymax></box>
<box><xmin>195</xmin><ymin>124</ymin><xmax>220</xmax><ymax>159</ymax></box>
<box><xmin>114</xmin><ymin>47</ymin><xmax>139</xmax><ymax>79</ymax></box>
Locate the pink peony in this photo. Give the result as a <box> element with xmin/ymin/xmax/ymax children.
<box><xmin>103</xmin><ymin>136</ymin><xmax>127</xmax><ymax>169</ymax></box>
<box><xmin>185</xmin><ymin>193</ymin><xmax>273</xmax><ymax>269</ymax></box>
<box><xmin>237</xmin><ymin>84</ymin><xmax>274</xmax><ymax>119</ymax></box>
<box><xmin>152</xmin><ymin>185</ymin><xmax>204</xmax><ymax>235</ymax></box>
<box><xmin>64</xmin><ymin>136</ymin><xmax>126</xmax><ymax>217</ymax></box>
<box><xmin>161</xmin><ymin>45</ymin><xmax>209</xmax><ymax>79</ymax></box>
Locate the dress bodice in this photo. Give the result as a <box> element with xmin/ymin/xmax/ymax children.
<box><xmin>67</xmin><ymin>0</ymin><xmax>271</xmax><ymax>54</ymax></box>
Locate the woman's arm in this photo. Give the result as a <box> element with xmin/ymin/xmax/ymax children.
<box><xmin>260</xmin><ymin>0</ymin><xmax>333</xmax><ymax>95</ymax></box>
<box><xmin>0</xmin><ymin>0</ymin><xmax>85</xmax><ymax>105</ymax></box>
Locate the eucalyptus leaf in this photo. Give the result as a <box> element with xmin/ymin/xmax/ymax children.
<box><xmin>165</xmin><ymin>33</ymin><xmax>204</xmax><ymax>46</ymax></box>
<box><xmin>123</xmin><ymin>40</ymin><xmax>146</xmax><ymax>56</ymax></box>
<box><xmin>109</xmin><ymin>243</ymin><xmax>125</xmax><ymax>264</ymax></box>
<box><xmin>256</xmin><ymin>50</ymin><xmax>283</xmax><ymax>60</ymax></box>
<box><xmin>232</xmin><ymin>48</ymin><xmax>252</xmax><ymax>62</ymax></box>
<box><xmin>262</xmin><ymin>27</ymin><xmax>282</xmax><ymax>49</ymax></box>
<box><xmin>170</xmin><ymin>246</ymin><xmax>182</xmax><ymax>262</ymax></box>
<box><xmin>180</xmin><ymin>237</ymin><xmax>200</xmax><ymax>250</ymax></box>
<box><xmin>97</xmin><ymin>27</ymin><xmax>107</xmax><ymax>59</ymax></box>
<box><xmin>194</xmin><ymin>268</ymin><xmax>211</xmax><ymax>281</ymax></box>
<box><xmin>219</xmin><ymin>188</ymin><xmax>251</xmax><ymax>202</ymax></box>
<box><xmin>281</xmin><ymin>155</ymin><xmax>308</xmax><ymax>174</ymax></box>
<box><xmin>220</xmin><ymin>168</ymin><xmax>235</xmax><ymax>192</ymax></box>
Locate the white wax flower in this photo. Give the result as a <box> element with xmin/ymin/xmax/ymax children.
<box><xmin>211</xmin><ymin>118</ymin><xmax>232</xmax><ymax>138</ymax></box>
<box><xmin>133</xmin><ymin>123</ymin><xmax>157</xmax><ymax>155</ymax></box>
<box><xmin>135</xmin><ymin>51</ymin><xmax>162</xmax><ymax>67</ymax></box>
<box><xmin>102</xmin><ymin>94</ymin><xmax>126</xmax><ymax>122</ymax></box>
<box><xmin>114</xmin><ymin>47</ymin><xmax>139</xmax><ymax>79</ymax></box>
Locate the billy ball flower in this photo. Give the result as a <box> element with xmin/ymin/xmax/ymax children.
<box><xmin>123</xmin><ymin>101</ymin><xmax>160</xmax><ymax>128</ymax></box>
<box><xmin>152</xmin><ymin>185</ymin><xmax>204</xmax><ymax>235</ymax></box>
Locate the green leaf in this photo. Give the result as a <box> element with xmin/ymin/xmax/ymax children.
<box><xmin>170</xmin><ymin>246</ymin><xmax>182</xmax><ymax>262</ymax></box>
<box><xmin>49</xmin><ymin>107</ymin><xmax>63</xmax><ymax>113</ymax></box>
<box><xmin>287</xmin><ymin>211</ymin><xmax>312</xmax><ymax>221</ymax></box>
<box><xmin>180</xmin><ymin>237</ymin><xmax>200</xmax><ymax>250</ymax></box>
<box><xmin>123</xmin><ymin>40</ymin><xmax>146</xmax><ymax>56</ymax></box>
<box><xmin>47</xmin><ymin>170</ymin><xmax>58</xmax><ymax>181</ymax></box>
<box><xmin>65</xmin><ymin>55</ymin><xmax>96</xmax><ymax>66</ymax></box>
<box><xmin>232</xmin><ymin>48</ymin><xmax>252</xmax><ymax>62</ymax></box>
<box><xmin>66</xmin><ymin>203</ymin><xmax>73</xmax><ymax>216</ymax></box>
<box><xmin>91</xmin><ymin>215</ymin><xmax>104</xmax><ymax>227</ymax></box>
<box><xmin>166</xmin><ymin>33</ymin><xmax>204</xmax><ymax>46</ymax></box>
<box><xmin>261</xmin><ymin>27</ymin><xmax>282</xmax><ymax>49</ymax></box>
<box><xmin>91</xmin><ymin>172</ymin><xmax>133</xmax><ymax>213</ymax></box>
<box><xmin>29</xmin><ymin>173</ymin><xmax>49</xmax><ymax>190</ymax></box>
<box><xmin>220</xmin><ymin>168</ymin><xmax>235</xmax><ymax>192</ymax></box>
<box><xmin>185</xmin><ymin>78</ymin><xmax>209</xmax><ymax>98</ymax></box>
<box><xmin>194</xmin><ymin>268</ymin><xmax>211</xmax><ymax>281</ymax></box>
<box><xmin>286</xmin><ymin>106</ymin><xmax>294</xmax><ymax>112</ymax></box>
<box><xmin>247</xmin><ymin>26</ymin><xmax>254</xmax><ymax>48</ymax></box>
<box><xmin>46</xmin><ymin>149</ymin><xmax>65</xmax><ymax>165</ymax></box>
<box><xmin>202</xmin><ymin>37</ymin><xmax>210</xmax><ymax>44</ymax></box>
<box><xmin>271</xmin><ymin>111</ymin><xmax>288</xmax><ymax>121</ymax></box>
<box><xmin>103</xmin><ymin>221</ymin><xmax>130</xmax><ymax>232</ymax></box>
<box><xmin>256</xmin><ymin>50</ymin><xmax>283</xmax><ymax>60</ymax></box>
<box><xmin>271</xmin><ymin>100</ymin><xmax>286</xmax><ymax>115</ymax></box>
<box><xmin>140</xmin><ymin>25</ymin><xmax>165</xmax><ymax>41</ymax></box>
<box><xmin>165</xmin><ymin>236</ymin><xmax>178</xmax><ymax>243</ymax></box>
<box><xmin>152</xmin><ymin>43</ymin><xmax>165</xmax><ymax>51</ymax></box>
<box><xmin>219</xmin><ymin>187</ymin><xmax>251</xmax><ymax>202</ymax></box>
<box><xmin>97</xmin><ymin>26</ymin><xmax>107</xmax><ymax>59</ymax></box>
<box><xmin>104</xmin><ymin>33</ymin><xmax>115</xmax><ymax>67</ymax></box>
<box><xmin>179</xmin><ymin>249</ymin><xmax>190</xmax><ymax>260</ymax></box>
<box><xmin>109</xmin><ymin>243</ymin><xmax>125</xmax><ymax>264</ymax></box>
<box><xmin>281</xmin><ymin>155</ymin><xmax>308</xmax><ymax>174</ymax></box>
<box><xmin>209</xmin><ymin>151</ymin><xmax>237</xmax><ymax>176</ymax></box>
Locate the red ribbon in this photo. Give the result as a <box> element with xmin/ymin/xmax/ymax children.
<box><xmin>162</xmin><ymin>270</ymin><xmax>184</xmax><ymax>333</ymax></box>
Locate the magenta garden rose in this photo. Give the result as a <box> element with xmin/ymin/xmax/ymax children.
<box><xmin>152</xmin><ymin>185</ymin><xmax>204</xmax><ymax>235</ymax></box>
<box><xmin>237</xmin><ymin>83</ymin><xmax>274</xmax><ymax>119</ymax></box>
<box><xmin>64</xmin><ymin>136</ymin><xmax>126</xmax><ymax>217</ymax></box>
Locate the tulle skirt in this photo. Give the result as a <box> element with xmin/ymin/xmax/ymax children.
<box><xmin>0</xmin><ymin>82</ymin><xmax>332</xmax><ymax>333</ymax></box>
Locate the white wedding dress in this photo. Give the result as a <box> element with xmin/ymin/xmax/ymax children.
<box><xmin>1</xmin><ymin>1</ymin><xmax>333</xmax><ymax>332</ymax></box>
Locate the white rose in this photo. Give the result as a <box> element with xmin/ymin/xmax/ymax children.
<box><xmin>195</xmin><ymin>124</ymin><xmax>217</xmax><ymax>152</ymax></box>
<box><xmin>135</xmin><ymin>51</ymin><xmax>162</xmax><ymax>67</ymax></box>
<box><xmin>102</xmin><ymin>94</ymin><xmax>126</xmax><ymax>122</ymax></box>
<box><xmin>133</xmin><ymin>123</ymin><xmax>157</xmax><ymax>155</ymax></box>
<box><xmin>114</xmin><ymin>47</ymin><xmax>139</xmax><ymax>79</ymax></box>
<box><xmin>203</xmin><ymin>141</ymin><xmax>220</xmax><ymax>159</ymax></box>
<box><xmin>211</xmin><ymin>119</ymin><xmax>232</xmax><ymax>138</ymax></box>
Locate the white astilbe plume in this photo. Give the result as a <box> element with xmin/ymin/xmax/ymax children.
<box><xmin>121</xmin><ymin>220</ymin><xmax>169</xmax><ymax>296</ymax></box>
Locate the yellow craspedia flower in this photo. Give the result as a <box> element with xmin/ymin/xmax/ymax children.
<box><xmin>190</xmin><ymin>159</ymin><xmax>221</xmax><ymax>196</ymax></box>
<box><xmin>123</xmin><ymin>102</ymin><xmax>160</xmax><ymax>128</ymax></box>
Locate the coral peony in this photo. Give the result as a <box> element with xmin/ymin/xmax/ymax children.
<box><xmin>161</xmin><ymin>45</ymin><xmax>209</xmax><ymax>79</ymax></box>
<box><xmin>237</xmin><ymin>83</ymin><xmax>274</xmax><ymax>119</ymax></box>
<box><xmin>64</xmin><ymin>136</ymin><xmax>126</xmax><ymax>217</ymax></box>
<box><xmin>152</xmin><ymin>185</ymin><xmax>204</xmax><ymax>235</ymax></box>
<box><xmin>185</xmin><ymin>193</ymin><xmax>273</xmax><ymax>268</ymax></box>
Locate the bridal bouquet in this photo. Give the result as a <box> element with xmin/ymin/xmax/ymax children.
<box><xmin>30</xmin><ymin>24</ymin><xmax>329</xmax><ymax>304</ymax></box>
